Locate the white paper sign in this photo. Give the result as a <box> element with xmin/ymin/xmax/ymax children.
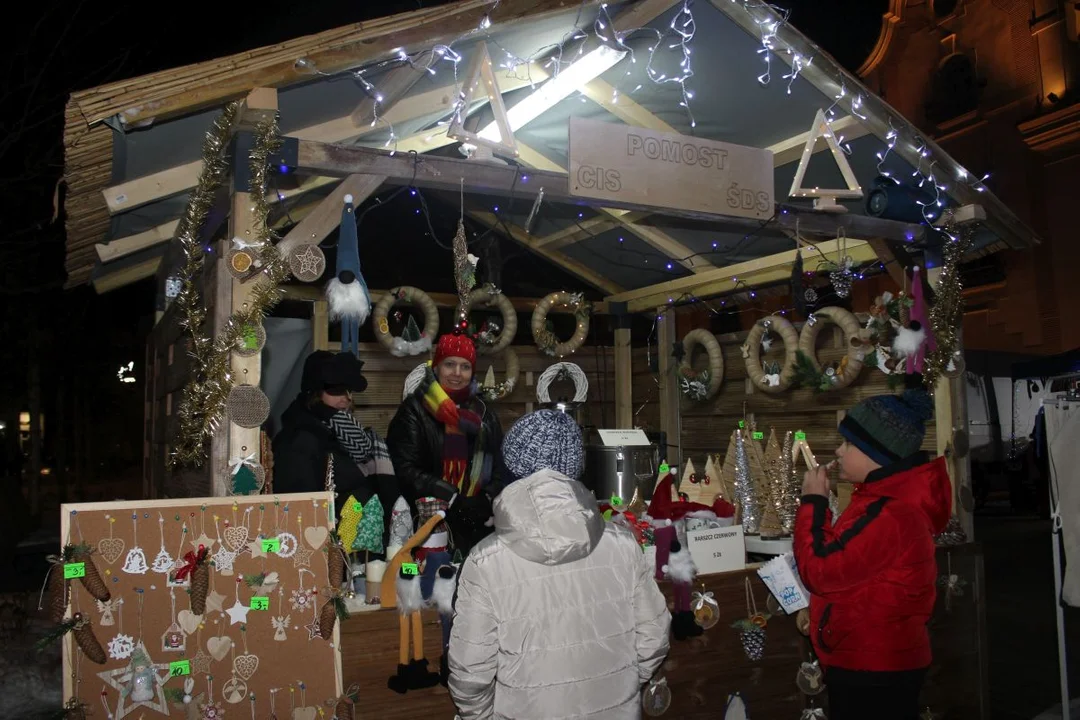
<box><xmin>686</xmin><ymin>525</ymin><xmax>745</xmax><ymax>576</ymax></box>
<box><xmin>598</xmin><ymin>429</ymin><xmax>652</xmax><ymax>446</ymax></box>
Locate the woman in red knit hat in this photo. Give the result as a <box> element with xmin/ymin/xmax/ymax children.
<box><xmin>387</xmin><ymin>332</ymin><xmax>507</xmax><ymax>559</ymax></box>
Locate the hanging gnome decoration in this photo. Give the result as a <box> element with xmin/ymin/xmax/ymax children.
<box><xmin>892</xmin><ymin>266</ymin><xmax>935</xmax><ymax>373</ymax></box>
<box><xmin>645</xmin><ymin>471</ymin><xmax>732</xmax><ymax>640</ymax></box>
<box><xmin>326</xmin><ymin>194</ymin><xmax>371</xmax><ymax>357</ymax></box>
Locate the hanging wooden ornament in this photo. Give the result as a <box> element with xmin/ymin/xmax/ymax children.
<box><xmin>478</xmin><ymin>347</ymin><xmax>520</xmax><ymax>402</ymax></box>
<box><xmin>796</xmin><ymin>659</ymin><xmax>826</xmax><ymax>696</ymax></box>
<box><xmin>97</xmin><ymin>516</ymin><xmax>125</xmax><ymax>565</ymax></box>
<box><xmin>161</xmin><ymin>588</ymin><xmax>186</xmax><ymax>654</ymax></box>
<box><xmin>227</xmin><ymin>384</ymin><xmax>271</xmax><ymax>429</ymax></box>
<box><xmin>227</xmin><ymin>454</ymin><xmax>265</xmax><ymax>495</ymax></box>
<box><xmin>446</xmin><ymin>45</ymin><xmax>519</xmax><ymax>156</ymax></box>
<box><xmin>788</xmin><ymin>109</ymin><xmax>863</xmax><ymax>212</ymax></box>
<box><xmin>289</xmin><ymin>243</ymin><xmax>327</xmax><ymax>283</ymax></box>
<box><xmin>232</xmin><ymin>323</ymin><xmax>266</xmax><ymax>358</ymax></box>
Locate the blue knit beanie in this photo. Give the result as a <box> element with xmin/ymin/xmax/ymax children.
<box><xmin>838</xmin><ymin>381</ymin><xmax>935</xmax><ymax>467</ymax></box>
<box><xmin>502</xmin><ymin>410</ymin><xmax>584</xmax><ymax>481</ymax></box>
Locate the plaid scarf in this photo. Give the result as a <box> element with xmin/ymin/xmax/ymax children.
<box><xmin>416</xmin><ymin>365</ymin><xmax>491</xmax><ymax>497</ymax></box>
<box><xmin>325</xmin><ymin>411</ymin><xmax>395</xmax><ymax>477</ymax></box>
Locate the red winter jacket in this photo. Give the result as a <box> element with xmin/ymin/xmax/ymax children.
<box><xmin>793</xmin><ymin>453</ymin><xmax>952</xmax><ymax>673</ymax></box>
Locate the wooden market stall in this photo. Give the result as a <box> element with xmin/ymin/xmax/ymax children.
<box><xmin>59</xmin><ymin>0</ymin><xmax>1034</xmax><ymax>717</ymax></box>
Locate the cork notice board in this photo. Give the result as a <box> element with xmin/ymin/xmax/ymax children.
<box><xmin>59</xmin><ymin>493</ymin><xmax>342</xmax><ymax>719</ymax></box>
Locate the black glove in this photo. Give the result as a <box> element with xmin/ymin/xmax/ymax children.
<box><xmin>446</xmin><ymin>493</ymin><xmax>494</xmax><ymax>557</ymax></box>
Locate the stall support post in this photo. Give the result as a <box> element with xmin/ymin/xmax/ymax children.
<box><xmin>612</xmin><ymin>302</ymin><xmax>633</xmax><ymax>428</ymax></box>
<box><xmin>210</xmin><ymin>87</ymin><xmax>278</xmax><ymax>496</ymax></box>
<box><xmin>313</xmin><ymin>300</ymin><xmax>329</xmax><ymax>351</ymax></box>
<box><xmin>934</xmin><ymin>334</ymin><xmax>974</xmax><ymax>540</ymax></box>
<box><xmin>657</xmin><ymin>307</ymin><xmax>681</xmax><ymax>468</ymax></box>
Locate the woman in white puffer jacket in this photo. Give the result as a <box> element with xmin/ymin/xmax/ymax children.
<box><xmin>448</xmin><ymin>410</ymin><xmax>671</xmax><ymax>719</ymax></box>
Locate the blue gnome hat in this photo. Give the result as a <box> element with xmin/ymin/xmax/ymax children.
<box><xmin>326</xmin><ymin>193</ymin><xmax>371</xmax><ymax>356</ymax></box>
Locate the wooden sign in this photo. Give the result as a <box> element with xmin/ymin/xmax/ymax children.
<box><xmin>568</xmin><ymin>117</ymin><xmax>774</xmax><ymax>219</ymax></box>
<box><xmin>686</xmin><ymin>525</ymin><xmax>746</xmax><ymax>575</ymax></box>
<box><xmin>59</xmin><ymin>493</ymin><xmax>341</xmax><ymax>719</ymax></box>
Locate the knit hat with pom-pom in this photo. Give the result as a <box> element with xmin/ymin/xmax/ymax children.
<box><xmin>839</xmin><ymin>374</ymin><xmax>934</xmax><ymax>466</ymax></box>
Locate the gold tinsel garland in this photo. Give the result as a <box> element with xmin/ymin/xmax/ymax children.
<box><xmin>174</xmin><ymin>111</ymin><xmax>289</xmax><ymax>466</ymax></box>
<box><xmin>923</xmin><ymin>221</ymin><xmax>975</xmax><ymax>391</ymax></box>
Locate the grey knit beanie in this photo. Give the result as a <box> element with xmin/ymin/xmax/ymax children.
<box><xmin>502</xmin><ymin>410</ymin><xmax>584</xmax><ymax>481</ymax></box>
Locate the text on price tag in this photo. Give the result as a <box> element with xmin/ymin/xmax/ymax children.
<box><xmin>260</xmin><ymin>538</ymin><xmax>280</xmax><ymax>554</ymax></box>
<box><xmin>686</xmin><ymin>525</ymin><xmax>745</xmax><ymax>576</ymax></box>
<box><xmin>249</xmin><ymin>596</ymin><xmax>269</xmax><ymax>611</ymax></box>
<box><xmin>169</xmin><ymin>660</ymin><xmax>190</xmax><ymax>677</ymax></box>
<box><xmin>63</xmin><ymin>563</ymin><xmax>86</xmax><ymax>579</ymax></box>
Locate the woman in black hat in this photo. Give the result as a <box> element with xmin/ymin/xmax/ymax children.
<box><xmin>273</xmin><ymin>352</ymin><xmax>399</xmax><ymax>537</ymax></box>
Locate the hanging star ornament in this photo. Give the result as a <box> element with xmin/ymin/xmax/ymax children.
<box><xmin>248</xmin><ymin>539</ymin><xmax>266</xmax><ymax>559</ymax></box>
<box><xmin>204</xmin><ymin>590</ymin><xmax>227</xmax><ymax>614</ymax></box>
<box><xmin>293</xmin><ymin>244</ymin><xmax>325</xmax><ymax>280</ymax></box>
<box><xmin>304</xmin><ymin>616</ymin><xmax>322</xmax><ymax>641</ymax></box>
<box><xmin>97</xmin><ymin>643</ymin><xmax>170</xmax><ymax>719</ymax></box>
<box><xmin>225</xmin><ymin>598</ymin><xmax>251</xmax><ymax>625</ymax></box>
<box><xmin>292</xmin><ymin>545</ymin><xmax>313</xmax><ymax>569</ymax></box>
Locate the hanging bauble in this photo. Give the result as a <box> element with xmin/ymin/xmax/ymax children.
<box><xmin>796</xmin><ymin>660</ymin><xmax>826</xmax><ymax>696</ymax></box>
<box><xmin>227</xmin><ymin>384</ymin><xmax>270</xmax><ymax>429</ymax></box>
<box><xmin>642</xmin><ymin>677</ymin><xmax>672</xmax><ymax>717</ymax></box>
<box><xmin>288</xmin><ymin>243</ymin><xmax>327</xmax><ymax>283</ymax></box>
<box><xmin>232</xmin><ymin>323</ymin><xmax>266</xmax><ymax>358</ymax></box>
<box><xmin>227</xmin><ymin>248</ymin><xmax>256</xmax><ymax>279</ymax></box>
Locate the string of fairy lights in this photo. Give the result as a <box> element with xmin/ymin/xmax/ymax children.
<box><xmin>281</xmin><ymin>0</ymin><xmax>999</xmax><ymax>307</ymax></box>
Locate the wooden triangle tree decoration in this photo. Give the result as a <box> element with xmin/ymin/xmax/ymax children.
<box><xmin>788</xmin><ymin>109</ymin><xmax>863</xmax><ymax>212</ymax></box>
<box><xmin>447</xmin><ymin>45</ymin><xmax>519</xmax><ymax>157</ymax></box>
<box><xmin>680</xmin><ymin>459</ymin><xmax>706</xmax><ymax>505</ymax></box>
<box><xmin>702</xmin><ymin>454</ymin><xmax>723</xmax><ymax>505</ymax></box>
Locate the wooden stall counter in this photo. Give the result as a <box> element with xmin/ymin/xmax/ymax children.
<box><xmin>338</xmin><ymin>545</ymin><xmax>987</xmax><ymax>719</ymax></box>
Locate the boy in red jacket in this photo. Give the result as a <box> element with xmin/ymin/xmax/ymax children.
<box><xmin>794</xmin><ymin>380</ymin><xmax>952</xmax><ymax>720</ymax></box>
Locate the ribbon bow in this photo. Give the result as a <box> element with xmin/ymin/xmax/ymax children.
<box><xmin>228</xmin><ymin>453</ymin><xmax>258</xmax><ymax>476</ymax></box>
<box><xmin>648</xmin><ymin>676</ymin><xmax>668</xmax><ymax>690</ymax></box>
<box><xmin>173</xmin><ymin>545</ymin><xmax>207</xmax><ymax>581</ymax></box>
<box><xmin>801</xmin><ymin>709</ymin><xmax>827</xmax><ymax>719</ymax></box>
<box><xmin>692</xmin><ymin>590</ymin><xmax>715</xmax><ymax>605</ymax></box>
<box><xmin>231</xmin><ymin>237</ymin><xmax>265</xmax><ymax>251</ymax></box>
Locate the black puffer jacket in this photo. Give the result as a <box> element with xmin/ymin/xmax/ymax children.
<box><xmin>273</xmin><ymin>396</ymin><xmax>399</xmax><ymax>531</ymax></box>
<box><xmin>386</xmin><ymin>394</ymin><xmax>507</xmax><ymax>504</ymax></box>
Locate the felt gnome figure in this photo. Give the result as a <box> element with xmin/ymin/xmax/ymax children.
<box><xmin>893</xmin><ymin>266</ymin><xmax>935</xmax><ymax>371</ymax></box>
<box><xmin>326</xmin><ymin>194</ymin><xmax>371</xmax><ymax>357</ymax></box>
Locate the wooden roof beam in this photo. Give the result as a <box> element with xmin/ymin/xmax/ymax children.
<box><xmin>607</xmin><ymin>237</ymin><xmax>879</xmax><ymax>313</ymax></box>
<box><xmin>466</xmin><ymin>210</ymin><xmax>624</xmax><ymax>295</ymax></box>
<box><xmin>294</xmin><ymin>139</ymin><xmax>925</xmax><ymax>243</ymax></box>
<box><xmin>277</xmin><ymin>174</ymin><xmax>386</xmax><ymax>258</ymax></box>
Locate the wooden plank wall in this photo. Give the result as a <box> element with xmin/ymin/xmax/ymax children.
<box><xmin>672</xmin><ymin>319</ymin><xmax>937</xmax><ymax>487</ymax></box>
<box><xmin>340</xmin><ymin>342</ymin><xmax>623</xmax><ymax>437</ymax></box>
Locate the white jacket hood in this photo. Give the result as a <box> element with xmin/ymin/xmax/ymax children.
<box><xmin>493</xmin><ymin>469</ymin><xmax>605</xmax><ymax>566</ymax></box>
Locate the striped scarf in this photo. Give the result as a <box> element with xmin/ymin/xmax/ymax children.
<box><xmin>325</xmin><ymin>411</ymin><xmax>394</xmax><ymax>477</ymax></box>
<box><xmin>416</xmin><ymin>365</ymin><xmax>491</xmax><ymax>497</ymax></box>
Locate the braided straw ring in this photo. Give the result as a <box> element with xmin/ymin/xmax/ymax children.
<box><xmin>532</xmin><ymin>292</ymin><xmax>590</xmax><ymax>358</ymax></box>
<box><xmin>479</xmin><ymin>347</ymin><xmax>520</xmax><ymax>402</ymax></box>
<box><xmin>679</xmin><ymin>329</ymin><xmax>724</xmax><ymax>399</ymax></box>
<box><xmin>797</xmin><ymin>306</ymin><xmax>865</xmax><ymax>390</ymax></box>
<box><xmin>460</xmin><ymin>286</ymin><xmax>517</xmax><ymax>355</ymax></box>
<box><xmin>742</xmin><ymin>315</ymin><xmax>799</xmax><ymax>394</ymax></box>
<box><xmin>372</xmin><ymin>286</ymin><xmax>439</xmax><ymax>355</ymax></box>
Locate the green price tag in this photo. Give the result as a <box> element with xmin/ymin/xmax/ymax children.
<box><xmin>249</xmin><ymin>596</ymin><xmax>269</xmax><ymax>611</ymax></box>
<box><xmin>753</xmin><ymin>431</ymin><xmax>764</xmax><ymax>440</ymax></box>
<box><xmin>260</xmin><ymin>538</ymin><xmax>281</xmax><ymax>554</ymax></box>
<box><xmin>63</xmin><ymin>562</ymin><xmax>86</xmax><ymax>580</ymax></box>
<box><xmin>738</xmin><ymin>420</ymin><xmax>745</xmax><ymax>428</ymax></box>
<box><xmin>401</xmin><ymin>563</ymin><xmax>419</xmax><ymax>576</ymax></box>
<box><xmin>169</xmin><ymin>660</ymin><xmax>190</xmax><ymax>677</ymax></box>
<box><xmin>610</xmin><ymin>495</ymin><xmax>623</xmax><ymax>507</ymax></box>
<box><xmin>795</xmin><ymin>431</ymin><xmax>807</xmax><ymax>441</ymax></box>
<box><xmin>659</xmin><ymin>462</ymin><xmax>670</xmax><ymax>474</ymax></box>
<box><xmin>352</xmin><ymin>502</ymin><xmax>363</xmax><ymax>514</ymax></box>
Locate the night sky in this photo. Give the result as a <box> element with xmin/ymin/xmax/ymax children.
<box><xmin>0</xmin><ymin>0</ymin><xmax>887</xmax><ymax>501</ymax></box>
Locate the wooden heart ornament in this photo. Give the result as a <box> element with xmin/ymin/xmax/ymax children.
<box><xmin>207</xmin><ymin>636</ymin><xmax>233</xmax><ymax>662</ymax></box>
<box><xmin>98</xmin><ymin>537</ymin><xmax>125</xmax><ymax>565</ymax></box>
<box><xmin>234</xmin><ymin>653</ymin><xmax>259</xmax><ymax>681</ymax></box>
<box><xmin>303</xmin><ymin>526</ymin><xmax>328</xmax><ymax>550</ymax></box>
<box><xmin>223</xmin><ymin>525</ymin><xmax>250</xmax><ymax>552</ymax></box>
<box><xmin>177</xmin><ymin>609</ymin><xmax>202</xmax><ymax>636</ymax></box>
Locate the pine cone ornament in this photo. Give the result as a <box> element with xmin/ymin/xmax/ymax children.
<box><xmin>71</xmin><ymin>546</ymin><xmax>110</xmax><ymax>602</ymax></box>
<box><xmin>732</xmin><ymin>619</ymin><xmax>767</xmax><ymax>661</ymax></box>
<box><xmin>72</xmin><ymin>613</ymin><xmax>107</xmax><ymax>664</ymax></box>
<box><xmin>334</xmin><ymin>697</ymin><xmax>353</xmax><ymax>720</ymax></box>
<box><xmin>175</xmin><ymin>545</ymin><xmax>210</xmax><ymax>614</ymax></box>
<box><xmin>46</xmin><ymin>559</ymin><xmax>70</xmax><ymax>623</ymax></box>
<box><xmin>327</xmin><ymin>543</ymin><xmax>347</xmax><ymax>588</ymax></box>
<box><xmin>319</xmin><ymin>599</ymin><xmax>339</xmax><ymax>641</ymax></box>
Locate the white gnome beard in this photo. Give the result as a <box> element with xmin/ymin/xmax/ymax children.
<box><xmin>664</xmin><ymin>544</ymin><xmax>697</xmax><ymax>584</ymax></box>
<box><xmin>429</xmin><ymin>570</ymin><xmax>457</xmax><ymax>616</ymax></box>
<box><xmin>893</xmin><ymin>324</ymin><xmax>927</xmax><ymax>358</ymax></box>
<box><xmin>326</xmin><ymin>277</ymin><xmax>371</xmax><ymax>325</ymax></box>
<box><xmin>396</xmin><ymin>573</ymin><xmax>423</xmax><ymax>615</ymax></box>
